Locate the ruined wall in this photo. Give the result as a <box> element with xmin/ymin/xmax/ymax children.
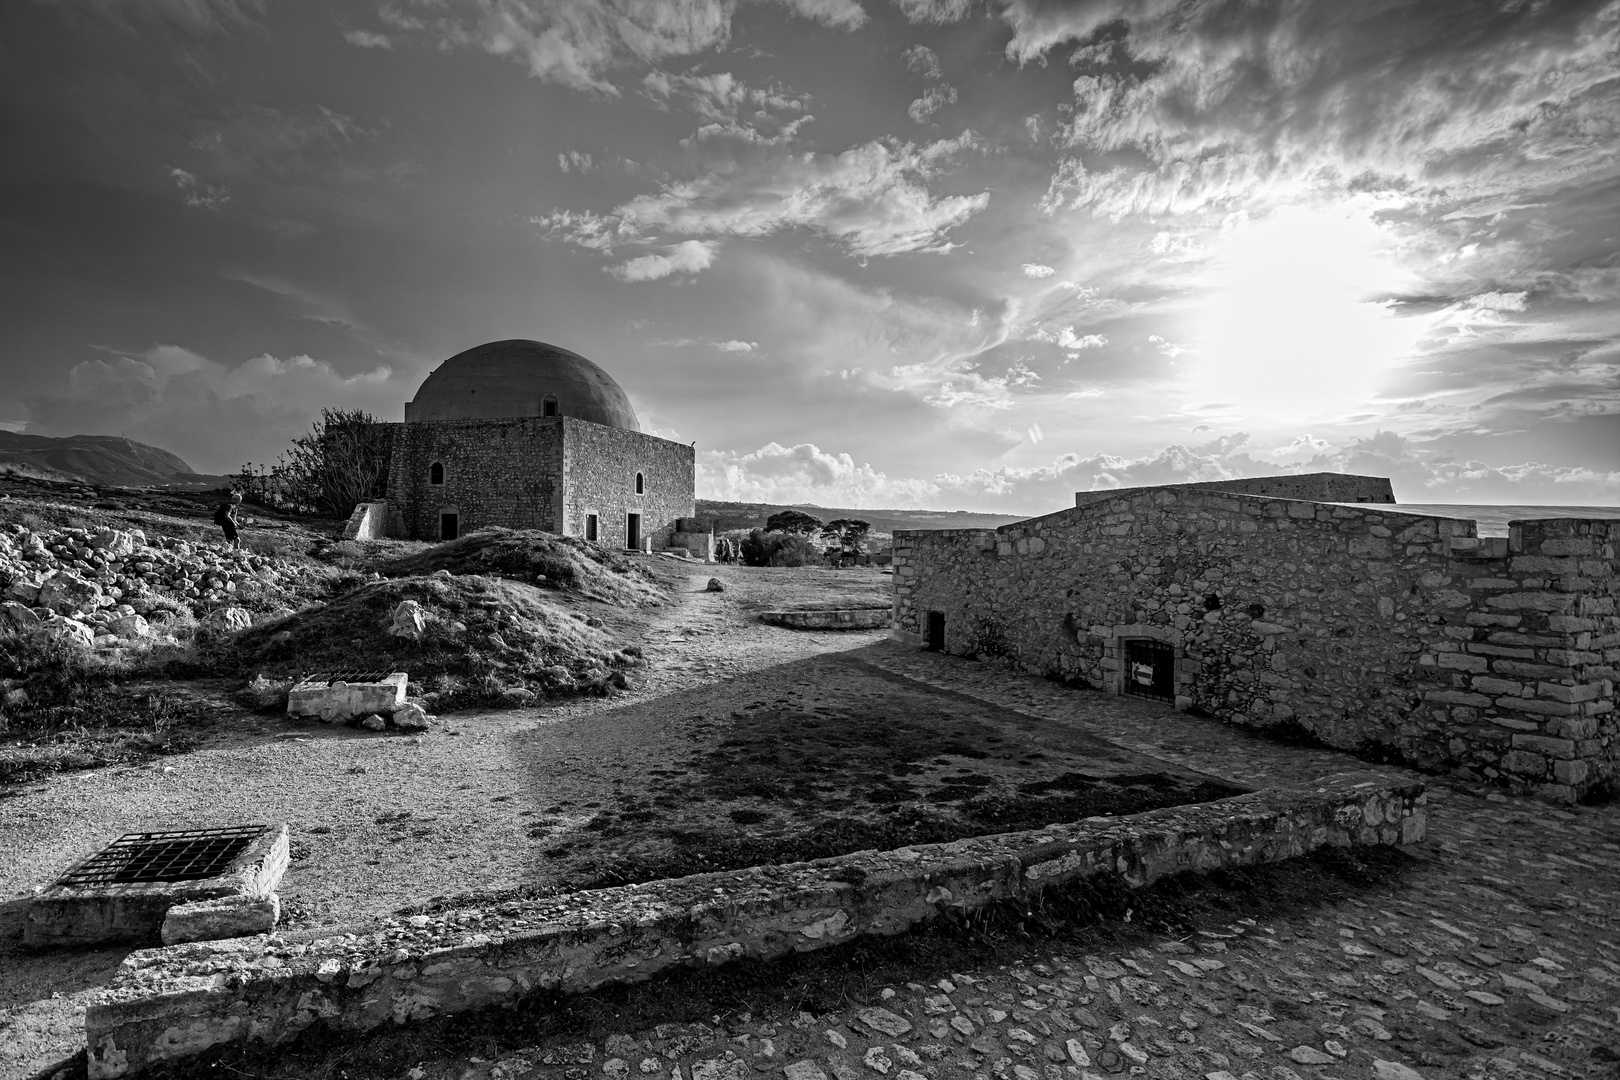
<box><xmin>894</xmin><ymin>488</ymin><xmax>1618</xmax><ymax>801</ymax></box>
<box><xmin>1075</xmin><ymin>472</ymin><xmax>1394</xmax><ymax>508</ymax></box>
<box><xmin>561</xmin><ymin>419</ymin><xmax>694</xmax><ymax>550</ymax></box>
<box><xmin>386</xmin><ymin>418</ymin><xmax>564</xmax><ymax>541</ymax></box>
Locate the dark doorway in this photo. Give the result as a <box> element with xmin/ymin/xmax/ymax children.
<box><xmin>626</xmin><ymin>513</ymin><xmax>641</xmax><ymax>550</ymax></box>
<box><xmin>439</xmin><ymin>512</ymin><xmax>459</xmax><ymax>541</ymax></box>
<box><xmin>925</xmin><ymin>610</ymin><xmax>945</xmax><ymax>651</ymax></box>
<box><xmin>585</xmin><ymin>514</ymin><xmax>598</xmax><ymax>542</ymax></box>
<box><xmin>1123</xmin><ymin>639</ymin><xmax>1174</xmax><ymax>702</ymax></box>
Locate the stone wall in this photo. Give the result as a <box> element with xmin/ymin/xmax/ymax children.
<box><xmin>386</xmin><ymin>418</ymin><xmax>564</xmax><ymax>541</ymax></box>
<box><xmin>562</xmin><ymin>419</ymin><xmax>694</xmax><ymax>551</ymax></box>
<box><xmin>1075</xmin><ymin>473</ymin><xmax>1394</xmax><ymax>508</ymax></box>
<box><xmin>894</xmin><ymin>489</ymin><xmax>1618</xmax><ymax>802</ymax></box>
<box><xmin>83</xmin><ymin>775</ymin><xmax>1424</xmax><ymax>1077</ymax></box>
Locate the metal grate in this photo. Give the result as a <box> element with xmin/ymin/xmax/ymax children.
<box><xmin>1123</xmin><ymin>639</ymin><xmax>1175</xmax><ymax>703</ymax></box>
<box><xmin>297</xmin><ymin>670</ymin><xmax>394</xmax><ymax>686</ymax></box>
<box><xmin>54</xmin><ymin>825</ymin><xmax>264</xmax><ymax>887</ymax></box>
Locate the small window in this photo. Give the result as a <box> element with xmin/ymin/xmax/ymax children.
<box><xmin>635</xmin><ymin>472</ymin><xmax>645</xmax><ymax>495</ymax></box>
<box><xmin>585</xmin><ymin>514</ymin><xmax>598</xmax><ymax>542</ymax></box>
<box><xmin>542</xmin><ymin>396</ymin><xmax>559</xmax><ymax>417</ymax></box>
<box><xmin>429</xmin><ymin>462</ymin><xmax>444</xmax><ymax>486</ymax></box>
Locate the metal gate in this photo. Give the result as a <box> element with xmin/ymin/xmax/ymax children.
<box><xmin>1123</xmin><ymin>638</ymin><xmax>1174</xmax><ymax>702</ymax></box>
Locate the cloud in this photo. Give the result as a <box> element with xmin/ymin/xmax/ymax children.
<box><xmin>641</xmin><ymin>70</ymin><xmax>810</xmax><ymax>128</ymax></box>
<box><xmin>907</xmin><ymin>83</ymin><xmax>957</xmax><ymax>124</ymax></box>
<box><xmin>901</xmin><ymin>44</ymin><xmax>942</xmax><ymax>80</ymax></box>
<box><xmin>372</xmin><ymin>0</ymin><xmax>865</xmax><ymax>95</ymax></box>
<box><xmin>167</xmin><ymin>167</ymin><xmax>230</xmax><ymax>210</ymax></box>
<box><xmin>607</xmin><ymin>239</ymin><xmax>719</xmax><ymax>281</ymax></box>
<box><xmin>1021</xmin><ymin>0</ymin><xmax>1620</xmax><ymax>220</ymax></box>
<box><xmin>698</xmin><ymin>441</ymin><xmax>941</xmax><ymax>505</ymax></box>
<box><xmin>557</xmin><ymin>150</ymin><xmax>595</xmax><ymax>173</ymax></box>
<box><xmin>532</xmin><ymin>208</ymin><xmax>625</xmax><ymax>251</ymax></box>
<box><xmin>22</xmin><ymin>345</ymin><xmax>403</xmax><ymax>475</ymax></box>
<box><xmin>713</xmin><ymin>339</ymin><xmax>758</xmax><ymax>352</ymax></box>
<box><xmin>342</xmin><ymin>29</ymin><xmax>393</xmax><ymax>48</ymax></box>
<box><xmin>893</xmin><ymin>0</ymin><xmax>974</xmax><ymax>24</ymax></box>
<box><xmin>1021</xmin><ymin>263</ymin><xmax>1054</xmax><ymax>278</ymax></box>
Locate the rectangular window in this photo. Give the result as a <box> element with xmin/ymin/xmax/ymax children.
<box><xmin>1122</xmin><ymin>639</ymin><xmax>1175</xmax><ymax>702</ymax></box>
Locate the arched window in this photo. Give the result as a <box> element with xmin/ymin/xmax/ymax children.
<box><xmin>429</xmin><ymin>462</ymin><xmax>445</xmax><ymax>486</ymax></box>
<box><xmin>542</xmin><ymin>395</ymin><xmax>559</xmax><ymax>417</ymax></box>
<box><xmin>635</xmin><ymin>471</ymin><xmax>645</xmax><ymax>495</ymax></box>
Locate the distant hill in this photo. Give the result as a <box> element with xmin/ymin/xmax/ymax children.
<box><xmin>695</xmin><ymin>499</ymin><xmax>1027</xmax><ymax>537</ymax></box>
<box><xmin>0</xmin><ymin>432</ymin><xmax>224</xmax><ymax>488</ymax></box>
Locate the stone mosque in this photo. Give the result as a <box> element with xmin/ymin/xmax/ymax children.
<box><xmin>378</xmin><ymin>340</ymin><xmax>702</xmax><ymax>553</ymax></box>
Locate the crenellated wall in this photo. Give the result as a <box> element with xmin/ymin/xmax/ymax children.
<box><xmin>893</xmin><ymin>487</ymin><xmax>1618</xmax><ymax>802</ymax></box>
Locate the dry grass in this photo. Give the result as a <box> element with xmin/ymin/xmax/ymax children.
<box><xmin>377</xmin><ymin>529</ymin><xmax>666</xmax><ymax>607</ymax></box>
<box><xmin>220</xmin><ymin>574</ymin><xmax>646</xmax><ymax>708</ymax></box>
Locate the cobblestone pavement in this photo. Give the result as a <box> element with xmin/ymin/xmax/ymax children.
<box><xmin>388</xmin><ymin>645</ymin><xmax>1619</xmax><ymax>1080</ymax></box>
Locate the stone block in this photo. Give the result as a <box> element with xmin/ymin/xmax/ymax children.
<box><xmin>161</xmin><ymin>894</ymin><xmax>280</xmax><ymax>945</ymax></box>
<box><xmin>1486</xmin><ymin>592</ymin><xmax>1577</xmax><ymax>613</ymax></box>
<box><xmin>1471</xmin><ymin>676</ymin><xmax>1523</xmax><ymax>696</ymax></box>
<box><xmin>288</xmin><ymin>672</ymin><xmax>408</xmax><ymax>723</ymax></box>
<box><xmin>1552</xmin><ymin>759</ymin><xmax>1590</xmax><ymax>787</ymax></box>
<box><xmin>1499</xmin><ymin>696</ymin><xmax>1580</xmax><ymax>717</ymax></box>
<box><xmin>1437</xmin><ymin>653</ymin><xmax>1487</xmax><ymax>673</ymax></box>
<box><xmin>1510</xmin><ymin>734</ymin><xmax>1576</xmax><ymax>759</ymax></box>
<box><xmin>1538</xmin><ymin>681</ymin><xmax>1600</xmax><ymax>703</ymax></box>
<box><xmin>24</xmin><ymin>824</ymin><xmax>288</xmax><ymax>948</ymax></box>
<box><xmin>1501</xmin><ymin>750</ymin><xmax>1547</xmax><ymax>777</ymax></box>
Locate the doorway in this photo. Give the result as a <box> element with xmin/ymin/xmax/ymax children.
<box><xmin>585</xmin><ymin>514</ymin><xmax>598</xmax><ymax>542</ymax></box>
<box><xmin>626</xmin><ymin>513</ymin><xmax>641</xmax><ymax>550</ymax></box>
<box><xmin>439</xmin><ymin>511</ymin><xmax>459</xmax><ymax>541</ymax></box>
<box><xmin>1122</xmin><ymin>638</ymin><xmax>1174</xmax><ymax>702</ymax></box>
<box><xmin>925</xmin><ymin>610</ymin><xmax>945</xmax><ymax>651</ymax></box>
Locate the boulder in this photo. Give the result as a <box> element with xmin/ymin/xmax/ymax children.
<box><xmin>107</xmin><ymin>614</ymin><xmax>150</xmax><ymax>639</ymax></box>
<box><xmin>37</xmin><ymin>571</ymin><xmax>102</xmax><ymax>615</ymax></box>
<box><xmin>359</xmin><ymin>714</ymin><xmax>388</xmax><ymax>731</ymax></box>
<box><xmin>706</xmin><ymin>578</ymin><xmax>726</xmax><ymax>592</ymax></box>
<box><xmin>206</xmin><ymin>607</ymin><xmax>253</xmax><ymax>633</ymax></box>
<box><xmin>36</xmin><ymin>615</ymin><xmax>95</xmax><ymax>649</ymax></box>
<box><xmin>2</xmin><ymin>601</ymin><xmax>39</xmax><ymax>630</ymax></box>
<box><xmin>89</xmin><ymin>529</ymin><xmax>139</xmax><ymax>557</ymax></box>
<box><xmin>391</xmin><ymin>702</ymin><xmax>432</xmax><ymax>730</ymax></box>
<box><xmin>389</xmin><ymin>599</ymin><xmax>427</xmax><ymax>640</ymax></box>
<box><xmin>5</xmin><ymin>579</ymin><xmax>40</xmax><ymax>605</ymax></box>
<box><xmin>4</xmin><ymin>687</ymin><xmax>29</xmax><ymax>708</ymax></box>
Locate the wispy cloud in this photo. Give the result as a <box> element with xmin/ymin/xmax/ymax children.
<box><xmin>608</xmin><ymin>240</ymin><xmax>719</xmax><ymax>282</ymax></box>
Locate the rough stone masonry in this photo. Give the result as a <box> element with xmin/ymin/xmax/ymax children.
<box><xmin>892</xmin><ymin>484</ymin><xmax>1617</xmax><ymax>803</ymax></box>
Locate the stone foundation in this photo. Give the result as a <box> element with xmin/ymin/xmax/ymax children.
<box><xmin>761</xmin><ymin>608</ymin><xmax>893</xmax><ymax>630</ymax></box>
<box><xmin>83</xmin><ymin>776</ymin><xmax>1422</xmax><ymax>1077</ymax></box>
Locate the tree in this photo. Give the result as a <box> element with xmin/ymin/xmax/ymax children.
<box><xmin>765</xmin><ymin>509</ymin><xmax>822</xmax><ymax>535</ymax></box>
<box><xmin>820</xmin><ymin>519</ymin><xmax>871</xmax><ymax>563</ymax></box>
<box><xmin>243</xmin><ymin>409</ymin><xmax>392</xmax><ymax>519</ymax></box>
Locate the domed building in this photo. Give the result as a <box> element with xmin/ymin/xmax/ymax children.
<box><xmin>384</xmin><ymin>340</ymin><xmax>699</xmax><ymax>551</ymax></box>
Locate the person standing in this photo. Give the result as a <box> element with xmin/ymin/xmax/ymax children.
<box><xmin>214</xmin><ymin>491</ymin><xmax>243</xmax><ymax>550</ymax></box>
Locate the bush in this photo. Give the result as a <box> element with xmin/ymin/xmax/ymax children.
<box><xmin>768</xmin><ymin>534</ymin><xmax>824</xmax><ymax>567</ymax></box>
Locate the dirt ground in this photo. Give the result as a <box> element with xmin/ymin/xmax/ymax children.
<box><xmin>2</xmin><ymin>561</ymin><xmax>1617</xmax><ymax>1080</ymax></box>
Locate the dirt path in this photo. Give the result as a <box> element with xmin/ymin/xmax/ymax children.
<box><xmin>0</xmin><ymin>566</ymin><xmax>889</xmax><ymax>1079</ymax></box>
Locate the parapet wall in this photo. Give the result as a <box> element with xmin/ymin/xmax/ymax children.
<box><xmin>1075</xmin><ymin>472</ymin><xmax>1394</xmax><ymax>508</ymax></box>
<box><xmin>83</xmin><ymin>776</ymin><xmax>1423</xmax><ymax>1077</ymax></box>
<box><xmin>894</xmin><ymin>489</ymin><xmax>1618</xmax><ymax>801</ymax></box>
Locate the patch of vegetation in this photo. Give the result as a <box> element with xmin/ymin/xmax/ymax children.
<box><xmin>377</xmin><ymin>529</ymin><xmax>666</xmax><ymax>607</ymax></box>
<box><xmin>212</xmin><ymin>574</ymin><xmax>643</xmax><ymax>709</ymax></box>
<box><xmin>0</xmin><ymin>636</ymin><xmax>213</xmax><ymax>787</ymax></box>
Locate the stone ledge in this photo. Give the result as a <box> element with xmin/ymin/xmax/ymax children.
<box><xmin>83</xmin><ymin>776</ymin><xmax>1423</xmax><ymax>1077</ymax></box>
<box><xmin>760</xmin><ymin>608</ymin><xmax>892</xmax><ymax>630</ymax></box>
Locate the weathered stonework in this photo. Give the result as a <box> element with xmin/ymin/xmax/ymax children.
<box><xmin>760</xmin><ymin>608</ymin><xmax>893</xmax><ymax>630</ymax></box>
<box><xmin>894</xmin><ymin>487</ymin><xmax>1618</xmax><ymax>802</ymax></box>
<box><xmin>82</xmin><ymin>777</ymin><xmax>1422</xmax><ymax>1077</ymax></box>
<box><xmin>385</xmin><ymin>417</ymin><xmax>694</xmax><ymax>550</ymax></box>
<box><xmin>1074</xmin><ymin>472</ymin><xmax>1394</xmax><ymax>508</ymax></box>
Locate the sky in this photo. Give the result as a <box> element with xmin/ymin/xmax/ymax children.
<box><xmin>1</xmin><ymin>0</ymin><xmax>1617</xmax><ymax>513</ymax></box>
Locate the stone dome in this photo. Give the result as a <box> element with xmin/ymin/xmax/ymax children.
<box><xmin>404</xmin><ymin>340</ymin><xmax>640</xmax><ymax>431</ymax></box>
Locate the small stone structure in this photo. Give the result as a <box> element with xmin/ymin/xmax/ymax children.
<box><xmin>893</xmin><ymin>480</ymin><xmax>1618</xmax><ymax>802</ymax></box>
<box><xmin>1074</xmin><ymin>472</ymin><xmax>1394</xmax><ymax>508</ymax></box>
<box><xmin>24</xmin><ymin>824</ymin><xmax>288</xmax><ymax>948</ymax></box>
<box><xmin>82</xmin><ymin>775</ymin><xmax>1422</xmax><ymax>1076</ymax></box>
<box><xmin>760</xmin><ymin>608</ymin><xmax>893</xmax><ymax>630</ymax></box>
<box><xmin>286</xmin><ymin>671</ymin><xmax>407</xmax><ymax>723</ymax></box>
<box><xmin>382</xmin><ymin>340</ymin><xmax>697</xmax><ymax>553</ymax></box>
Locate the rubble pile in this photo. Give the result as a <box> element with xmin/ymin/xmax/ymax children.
<box><xmin>0</xmin><ymin>522</ymin><xmax>309</xmax><ymax>650</ymax></box>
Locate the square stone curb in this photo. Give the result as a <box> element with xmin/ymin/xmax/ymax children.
<box><xmin>83</xmin><ymin>776</ymin><xmax>1421</xmax><ymax>1077</ymax></box>
<box><xmin>23</xmin><ymin>824</ymin><xmax>289</xmax><ymax>949</ymax></box>
<box><xmin>287</xmin><ymin>673</ymin><xmax>407</xmax><ymax>723</ymax></box>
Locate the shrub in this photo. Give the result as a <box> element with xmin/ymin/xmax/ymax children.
<box><xmin>768</xmin><ymin>534</ymin><xmax>824</xmax><ymax>567</ymax></box>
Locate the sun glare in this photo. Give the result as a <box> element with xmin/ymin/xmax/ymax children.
<box><xmin>1189</xmin><ymin>205</ymin><xmax>1426</xmax><ymax>421</ymax></box>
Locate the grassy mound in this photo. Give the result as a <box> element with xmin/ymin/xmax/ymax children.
<box><xmin>225</xmin><ymin>574</ymin><xmax>640</xmax><ymax>709</ymax></box>
<box><xmin>377</xmin><ymin>529</ymin><xmax>666</xmax><ymax>607</ymax></box>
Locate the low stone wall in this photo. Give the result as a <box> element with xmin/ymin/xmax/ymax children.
<box><xmin>760</xmin><ymin>608</ymin><xmax>892</xmax><ymax>630</ymax></box>
<box><xmin>83</xmin><ymin>775</ymin><xmax>1423</xmax><ymax>1077</ymax></box>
